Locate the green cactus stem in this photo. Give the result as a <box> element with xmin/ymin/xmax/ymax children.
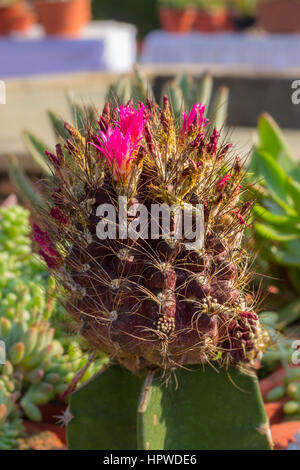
<box><xmin>67</xmin><ymin>365</ymin><xmax>272</xmax><ymax>450</ymax></box>
<box><xmin>137</xmin><ymin>366</ymin><xmax>272</xmax><ymax>450</ymax></box>
<box><xmin>67</xmin><ymin>365</ymin><xmax>142</xmax><ymax>450</ymax></box>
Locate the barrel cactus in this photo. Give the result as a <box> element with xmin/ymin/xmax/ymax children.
<box><xmin>31</xmin><ymin>98</ymin><xmax>271</xmax><ymax>449</ymax></box>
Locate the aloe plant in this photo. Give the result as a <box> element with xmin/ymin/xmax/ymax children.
<box><xmin>249</xmin><ymin>113</ymin><xmax>300</xmax><ymax>303</ymax></box>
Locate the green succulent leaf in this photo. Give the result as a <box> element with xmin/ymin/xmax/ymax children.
<box><xmin>208</xmin><ymin>85</ymin><xmax>229</xmax><ymax>132</ymax></box>
<box><xmin>258</xmin><ymin>113</ymin><xmax>299</xmax><ymax>177</ymax></box>
<box><xmin>286</xmin><ymin>177</ymin><xmax>300</xmax><ymax>215</ymax></box>
<box><xmin>196</xmin><ymin>72</ymin><xmax>213</xmax><ymax>110</ymax></box>
<box><xmin>109</xmin><ymin>77</ymin><xmax>132</xmax><ymax>105</ymax></box>
<box><xmin>258</xmin><ymin>113</ymin><xmax>300</xmax><ymax>182</ymax></box>
<box><xmin>259</xmin><ymin>311</ymin><xmax>280</xmax><ymax>329</ymax></box>
<box><xmin>133</xmin><ymin>65</ymin><xmax>154</xmax><ymax>102</ymax></box>
<box><xmin>174</xmin><ymin>72</ymin><xmax>193</xmax><ymax>107</ymax></box>
<box><xmin>163</xmin><ymin>83</ymin><xmax>185</xmax><ymax>119</ymax></box>
<box><xmin>247</xmin><ymin>145</ymin><xmax>260</xmax><ymax>177</ymax></box>
<box><xmin>276</xmin><ymin>299</ymin><xmax>300</xmax><ymax>330</ymax></box>
<box><xmin>257</xmin><ymin>151</ymin><xmax>297</xmax><ymax>216</ymax></box>
<box><xmin>47</xmin><ymin>110</ymin><xmax>71</xmax><ymax>141</ymax></box>
<box><xmin>253</xmin><ymin>204</ymin><xmax>299</xmax><ymax>227</ymax></box>
<box><xmin>268</xmin><ymin>244</ymin><xmax>300</xmax><ymax>268</ymax></box>
<box><xmin>254</xmin><ymin>222</ymin><xmax>300</xmax><ymax>241</ymax></box>
<box><xmin>288</xmin><ymin>268</ymin><xmax>300</xmax><ymax>296</ymax></box>
<box><xmin>7</xmin><ymin>156</ymin><xmax>47</xmax><ymax>211</ymax></box>
<box><xmin>22</xmin><ymin>131</ymin><xmax>52</xmax><ymax>175</ymax></box>
<box><xmin>66</xmin><ymin>92</ymin><xmax>96</xmax><ymax>134</ymax></box>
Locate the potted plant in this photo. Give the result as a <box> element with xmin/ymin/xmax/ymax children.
<box><xmin>194</xmin><ymin>0</ymin><xmax>233</xmax><ymax>32</ymax></box>
<box><xmin>34</xmin><ymin>0</ymin><xmax>91</xmax><ymax>37</ymax></box>
<box><xmin>228</xmin><ymin>0</ymin><xmax>257</xmax><ymax>30</ymax></box>
<box><xmin>158</xmin><ymin>0</ymin><xmax>197</xmax><ymax>33</ymax></box>
<box><xmin>257</xmin><ymin>0</ymin><xmax>300</xmax><ymax>33</ymax></box>
<box><xmin>0</xmin><ymin>0</ymin><xmax>36</xmax><ymax>35</ymax></box>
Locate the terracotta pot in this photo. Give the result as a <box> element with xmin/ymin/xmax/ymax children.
<box><xmin>35</xmin><ymin>0</ymin><xmax>91</xmax><ymax>37</ymax></box>
<box><xmin>82</xmin><ymin>0</ymin><xmax>92</xmax><ymax>24</ymax></box>
<box><xmin>194</xmin><ymin>8</ymin><xmax>233</xmax><ymax>33</ymax></box>
<box><xmin>0</xmin><ymin>3</ymin><xmax>36</xmax><ymax>35</ymax></box>
<box><xmin>23</xmin><ymin>420</ymin><xmax>66</xmax><ymax>446</ymax></box>
<box><xmin>258</xmin><ymin>0</ymin><xmax>300</xmax><ymax>33</ymax></box>
<box><xmin>159</xmin><ymin>7</ymin><xmax>197</xmax><ymax>33</ymax></box>
<box><xmin>23</xmin><ymin>401</ymin><xmax>67</xmax><ymax>445</ymax></box>
<box><xmin>39</xmin><ymin>401</ymin><xmax>67</xmax><ymax>424</ymax></box>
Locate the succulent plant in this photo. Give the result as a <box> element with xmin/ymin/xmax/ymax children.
<box><xmin>30</xmin><ymin>96</ymin><xmax>272</xmax><ymax>449</ymax></box>
<box><xmin>249</xmin><ymin>114</ymin><xmax>300</xmax><ymax>313</ymax></box>
<box><xmin>0</xmin><ymin>373</ymin><xmax>24</xmax><ymax>450</ymax></box>
<box><xmin>264</xmin><ymin>365</ymin><xmax>300</xmax><ymax>420</ymax></box>
<box><xmin>259</xmin><ymin>300</ymin><xmax>300</xmax><ymax>411</ymax></box>
<box><xmin>0</xmin><ymin>205</ymin><xmax>106</xmax><ymax>427</ymax></box>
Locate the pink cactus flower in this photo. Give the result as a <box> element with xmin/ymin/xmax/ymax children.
<box><xmin>181</xmin><ymin>103</ymin><xmax>208</xmax><ymax>137</ymax></box>
<box><xmin>118</xmin><ymin>103</ymin><xmax>146</xmax><ymax>145</ymax></box>
<box><xmin>91</xmin><ymin>104</ymin><xmax>146</xmax><ymax>182</ymax></box>
<box><xmin>91</xmin><ymin>126</ymin><xmax>140</xmax><ymax>180</ymax></box>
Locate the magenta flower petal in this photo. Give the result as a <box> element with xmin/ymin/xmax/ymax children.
<box><xmin>90</xmin><ymin>104</ymin><xmax>147</xmax><ymax>182</ymax></box>
<box><xmin>181</xmin><ymin>103</ymin><xmax>208</xmax><ymax>137</ymax></box>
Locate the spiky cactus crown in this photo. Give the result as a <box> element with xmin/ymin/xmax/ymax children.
<box><xmin>33</xmin><ymin>98</ymin><xmax>268</xmax><ymax>374</ymax></box>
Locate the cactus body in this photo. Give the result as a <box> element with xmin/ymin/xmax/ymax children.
<box><xmin>68</xmin><ymin>366</ymin><xmax>142</xmax><ymax>450</ymax></box>
<box><xmin>29</xmin><ymin>94</ymin><xmax>271</xmax><ymax>449</ymax></box>
<box><xmin>68</xmin><ymin>365</ymin><xmax>272</xmax><ymax>450</ymax></box>
<box><xmin>34</xmin><ymin>99</ymin><xmax>268</xmax><ymax>374</ymax></box>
